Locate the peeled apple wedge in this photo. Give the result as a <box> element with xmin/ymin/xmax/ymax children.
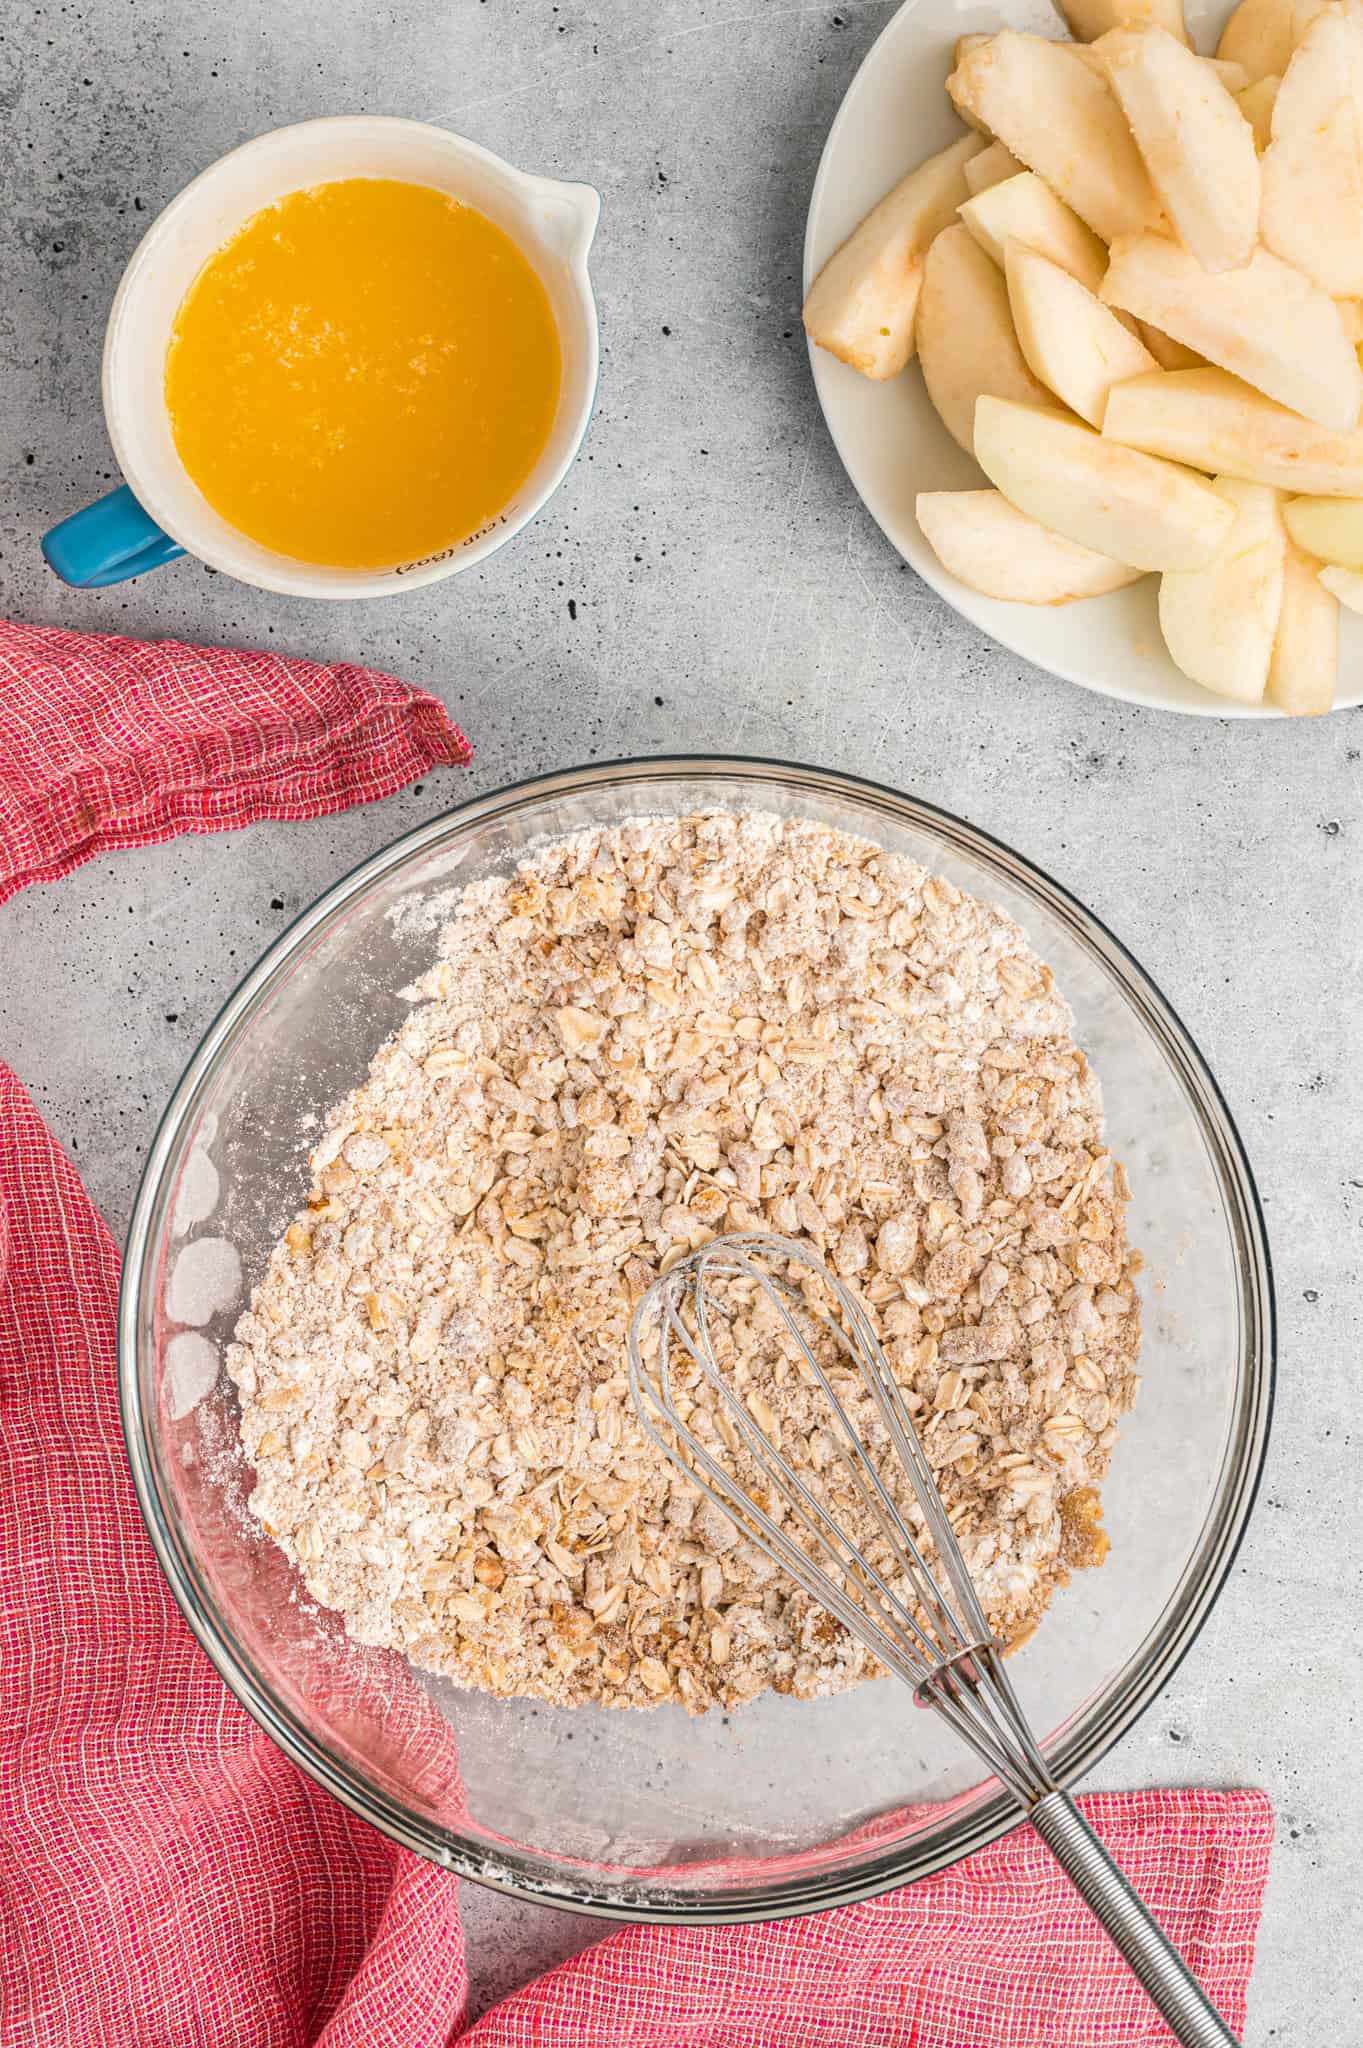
<box><xmin>1216</xmin><ymin>0</ymin><xmax>1325</xmax><ymax>82</ymax></box>
<box><xmin>1158</xmin><ymin>479</ymin><xmax>1286</xmax><ymax>702</ymax></box>
<box><xmin>1317</xmin><ymin>565</ymin><xmax>1363</xmax><ymax>613</ymax></box>
<box><xmin>1104</xmin><ymin>368</ymin><xmax>1363</xmax><ymax>495</ymax></box>
<box><xmin>1282</xmin><ymin>494</ymin><xmax>1363</xmax><ymax>567</ymax></box>
<box><xmin>915</xmin><ymin>489</ymin><xmax>1143</xmax><ymax>602</ymax></box>
<box><xmin>1072</xmin><ymin>44</ymin><xmax>1247</xmax><ymax>86</ymax></box>
<box><xmin>802</xmin><ymin>133</ymin><xmax>985</xmax><ymax>378</ymax></box>
<box><xmin>973</xmin><ymin>396</ymin><xmax>1235</xmax><ymax>570</ymax></box>
<box><xmin>959</xmin><ymin>173</ymin><xmax>1108</xmax><ymax>293</ymax></box>
<box><xmin>952</xmin><ymin>33</ymin><xmax>997</xmax><ymax>128</ymax></box>
<box><xmin>1268</xmin><ymin>540</ymin><xmax>1339</xmax><ymax>714</ymax></box>
<box><xmin>1052</xmin><ymin>0</ymin><xmax>1190</xmax><ymax>42</ymax></box>
<box><xmin>1095</xmin><ymin>28</ymin><xmax>1260</xmax><ymax>273</ymax></box>
<box><xmin>1337</xmin><ymin>302</ymin><xmax>1363</xmax><ymax>345</ymax></box>
<box><xmin>1005</xmin><ymin>243</ymin><xmax>1157</xmax><ymax>426</ymax></box>
<box><xmin>1236</xmin><ymin>74</ymin><xmax>1279</xmax><ymax>148</ymax></box>
<box><xmin>963</xmin><ymin>141</ymin><xmax>1025</xmax><ymax>195</ymax></box>
<box><xmin>947</xmin><ymin>33</ymin><xmax>1164</xmax><ymax>243</ymax></box>
<box><xmin>1260</xmin><ymin>9</ymin><xmax>1363</xmax><ymax>300</ymax></box>
<box><xmin>1138</xmin><ymin>322</ymin><xmax>1205</xmax><ymax>371</ymax></box>
<box><xmin>1100</xmin><ymin>234</ymin><xmax>1363</xmax><ymax>432</ymax></box>
<box><xmin>916</xmin><ymin>225</ymin><xmax>1053</xmax><ymax>453</ymax></box>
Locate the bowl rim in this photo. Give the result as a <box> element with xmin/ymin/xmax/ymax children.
<box><xmin>118</xmin><ymin>754</ymin><xmax>1275</xmax><ymax>1922</ymax></box>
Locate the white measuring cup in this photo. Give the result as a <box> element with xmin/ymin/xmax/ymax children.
<box><xmin>42</xmin><ymin>116</ymin><xmax>600</xmax><ymax>600</ymax></box>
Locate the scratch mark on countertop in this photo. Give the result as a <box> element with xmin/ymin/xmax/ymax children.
<box><xmin>732</xmin><ymin>427</ymin><xmax>818</xmax><ymax>752</ymax></box>
<box><xmin>447</xmin><ymin>1</ymin><xmax>886</xmax><ymax>123</ymax></box>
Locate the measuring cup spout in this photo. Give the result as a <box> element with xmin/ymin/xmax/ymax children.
<box><xmin>530</xmin><ymin>178</ymin><xmax>600</xmax><ymax>268</ymax></box>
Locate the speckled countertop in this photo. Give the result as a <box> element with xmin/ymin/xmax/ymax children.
<box><xmin>1</xmin><ymin>1</ymin><xmax>1359</xmax><ymax>2035</ymax></box>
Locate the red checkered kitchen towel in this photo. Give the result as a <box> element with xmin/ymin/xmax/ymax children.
<box><xmin>0</xmin><ymin>619</ymin><xmax>1272</xmax><ymax>2046</ymax></box>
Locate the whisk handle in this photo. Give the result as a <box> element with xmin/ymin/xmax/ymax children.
<box><xmin>1030</xmin><ymin>1790</ymin><xmax>1242</xmax><ymax>2047</ymax></box>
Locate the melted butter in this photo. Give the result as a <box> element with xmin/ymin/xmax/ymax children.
<box><xmin>165</xmin><ymin>177</ymin><xmax>562</xmax><ymax>569</ymax></box>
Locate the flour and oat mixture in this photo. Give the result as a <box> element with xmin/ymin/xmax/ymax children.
<box><xmin>227</xmin><ymin>811</ymin><xmax>1141</xmax><ymax>1715</ymax></box>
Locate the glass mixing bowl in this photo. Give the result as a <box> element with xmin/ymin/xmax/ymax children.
<box><xmin>119</xmin><ymin>759</ymin><xmax>1273</xmax><ymax>1921</ymax></box>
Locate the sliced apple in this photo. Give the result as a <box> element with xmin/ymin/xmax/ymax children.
<box><xmin>915</xmin><ymin>489</ymin><xmax>1144</xmax><ymax>602</ymax></box>
<box><xmin>1337</xmin><ymin>302</ymin><xmax>1363</xmax><ymax>345</ymax></box>
<box><xmin>1072</xmin><ymin>43</ymin><xmax>1248</xmax><ymax>84</ymax></box>
<box><xmin>1282</xmin><ymin>494</ymin><xmax>1363</xmax><ymax>566</ymax></box>
<box><xmin>973</xmin><ymin>396</ymin><xmax>1235</xmax><ymax>570</ymax></box>
<box><xmin>1005</xmin><ymin>243</ymin><xmax>1157</xmax><ymax>426</ymax></box>
<box><xmin>1216</xmin><ymin>0</ymin><xmax>1325</xmax><ymax>82</ymax></box>
<box><xmin>1100</xmin><ymin>234</ymin><xmax>1363</xmax><ymax>431</ymax></box>
<box><xmin>952</xmin><ymin>36</ymin><xmax>997</xmax><ymax>132</ymax></box>
<box><xmin>1261</xmin><ymin>9</ymin><xmax>1363</xmax><ymax>299</ymax></box>
<box><xmin>1318</xmin><ymin>564</ymin><xmax>1363</xmax><ymax>612</ymax></box>
<box><xmin>1053</xmin><ymin>0</ymin><xmax>1190</xmax><ymax>42</ymax></box>
<box><xmin>802</xmin><ymin>134</ymin><xmax>984</xmax><ymax>379</ymax></box>
<box><xmin>1159</xmin><ymin>479</ymin><xmax>1285</xmax><ymax>702</ymax></box>
<box><xmin>1105</xmin><ymin>368</ymin><xmax>1363</xmax><ymax>494</ymax></box>
<box><xmin>1236</xmin><ymin>74</ymin><xmax>1279</xmax><ymax>148</ymax></box>
<box><xmin>963</xmin><ymin>141</ymin><xmax>1025</xmax><ymax>195</ymax></box>
<box><xmin>916</xmin><ymin>225</ymin><xmax>1053</xmax><ymax>453</ymax></box>
<box><xmin>1268</xmin><ymin>540</ymin><xmax>1339</xmax><ymax>714</ymax></box>
<box><xmin>947</xmin><ymin>32</ymin><xmax>1164</xmax><ymax>243</ymax></box>
<box><xmin>1138</xmin><ymin>322</ymin><xmax>1205</xmax><ymax>371</ymax></box>
<box><xmin>959</xmin><ymin>173</ymin><xmax>1108</xmax><ymax>293</ymax></box>
<box><xmin>1095</xmin><ymin>28</ymin><xmax>1260</xmax><ymax>273</ymax></box>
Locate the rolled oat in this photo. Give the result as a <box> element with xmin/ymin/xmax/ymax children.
<box><xmin>227</xmin><ymin>812</ymin><xmax>1141</xmax><ymax>1713</ymax></box>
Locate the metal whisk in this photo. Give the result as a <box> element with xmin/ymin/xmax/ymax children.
<box><xmin>628</xmin><ymin>1233</ymin><xmax>1241</xmax><ymax>2048</ymax></box>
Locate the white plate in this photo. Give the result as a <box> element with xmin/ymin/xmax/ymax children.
<box><xmin>803</xmin><ymin>0</ymin><xmax>1363</xmax><ymax>718</ymax></box>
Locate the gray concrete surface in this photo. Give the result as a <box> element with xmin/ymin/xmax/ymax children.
<box><xmin>1</xmin><ymin>0</ymin><xmax>1359</xmax><ymax>2036</ymax></box>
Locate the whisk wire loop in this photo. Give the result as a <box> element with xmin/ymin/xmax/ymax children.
<box><xmin>628</xmin><ymin>1233</ymin><xmax>1057</xmax><ymax>1804</ymax></box>
<box><xmin>699</xmin><ymin>1241</ymin><xmax>970</xmax><ymax>1639</ymax></box>
<box><xmin>651</xmin><ymin>1248</ymin><xmax>950</xmax><ymax>1662</ymax></box>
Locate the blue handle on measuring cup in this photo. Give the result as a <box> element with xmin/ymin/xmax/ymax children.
<box><xmin>42</xmin><ymin>485</ymin><xmax>186</xmax><ymax>588</ymax></box>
